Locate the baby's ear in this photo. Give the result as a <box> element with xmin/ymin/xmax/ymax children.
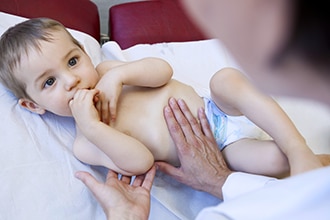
<box><xmin>18</xmin><ymin>98</ymin><xmax>46</xmax><ymax>115</ymax></box>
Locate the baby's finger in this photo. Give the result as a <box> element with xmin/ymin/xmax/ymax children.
<box><xmin>95</xmin><ymin>98</ymin><xmax>102</xmax><ymax>115</ymax></box>
<box><xmin>102</xmin><ymin>100</ymin><xmax>110</xmax><ymax>124</ymax></box>
<box><xmin>74</xmin><ymin>89</ymin><xmax>99</xmax><ymax>102</ymax></box>
<box><xmin>109</xmin><ymin>98</ymin><xmax>117</xmax><ymax>121</ymax></box>
<box><xmin>97</xmin><ymin>92</ymin><xmax>110</xmax><ymax>124</ymax></box>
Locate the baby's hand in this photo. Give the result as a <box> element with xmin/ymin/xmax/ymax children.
<box><xmin>95</xmin><ymin>91</ymin><xmax>111</xmax><ymax>125</ymax></box>
<box><xmin>95</xmin><ymin>74</ymin><xmax>123</xmax><ymax>123</ymax></box>
<box><xmin>69</xmin><ymin>89</ymin><xmax>100</xmax><ymax>128</ymax></box>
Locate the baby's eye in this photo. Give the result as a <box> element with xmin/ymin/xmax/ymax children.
<box><xmin>68</xmin><ymin>57</ymin><xmax>78</xmax><ymax>67</ymax></box>
<box><xmin>44</xmin><ymin>77</ymin><xmax>55</xmax><ymax>88</ymax></box>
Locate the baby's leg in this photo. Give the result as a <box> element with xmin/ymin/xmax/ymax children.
<box><xmin>222</xmin><ymin>139</ymin><xmax>290</xmax><ymax>178</ymax></box>
<box><xmin>317</xmin><ymin>154</ymin><xmax>330</xmax><ymax>166</ymax></box>
<box><xmin>209</xmin><ymin>67</ymin><xmax>244</xmax><ymax>116</ymax></box>
<box><xmin>210</xmin><ymin>68</ymin><xmax>323</xmax><ymax>175</ymax></box>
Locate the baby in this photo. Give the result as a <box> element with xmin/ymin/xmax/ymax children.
<box><xmin>0</xmin><ymin>18</ymin><xmax>326</xmax><ymax>177</ymax></box>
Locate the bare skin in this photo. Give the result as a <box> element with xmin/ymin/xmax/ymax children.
<box><xmin>13</xmin><ymin>24</ymin><xmax>327</xmax><ymax>178</ymax></box>
<box><xmin>75</xmin><ymin>166</ymin><xmax>156</xmax><ymax>220</ymax></box>
<box><xmin>75</xmin><ymin>0</ymin><xmax>330</xmax><ymax>218</ymax></box>
<box><xmin>71</xmin><ymin>79</ymin><xmax>204</xmax><ymax>175</ymax></box>
<box><xmin>157</xmin><ymin>98</ymin><xmax>232</xmax><ymax>199</ymax></box>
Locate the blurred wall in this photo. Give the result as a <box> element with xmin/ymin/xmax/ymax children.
<box><xmin>91</xmin><ymin>0</ymin><xmax>140</xmax><ymax>37</ymax></box>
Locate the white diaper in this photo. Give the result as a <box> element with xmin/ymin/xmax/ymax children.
<box><xmin>204</xmin><ymin>97</ymin><xmax>270</xmax><ymax>150</ymax></box>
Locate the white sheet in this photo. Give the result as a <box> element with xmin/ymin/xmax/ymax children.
<box><xmin>1</xmin><ymin>12</ymin><xmax>330</xmax><ymax>220</ymax></box>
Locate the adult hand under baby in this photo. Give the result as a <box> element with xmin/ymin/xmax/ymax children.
<box><xmin>75</xmin><ymin>166</ymin><xmax>156</xmax><ymax>220</ymax></box>
<box><xmin>156</xmin><ymin>98</ymin><xmax>232</xmax><ymax>199</ymax></box>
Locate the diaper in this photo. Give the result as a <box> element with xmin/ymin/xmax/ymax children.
<box><xmin>204</xmin><ymin>98</ymin><xmax>270</xmax><ymax>150</ymax></box>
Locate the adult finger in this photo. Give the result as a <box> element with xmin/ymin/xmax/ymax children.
<box><xmin>167</xmin><ymin>98</ymin><xmax>195</xmax><ymax>139</ymax></box>
<box><xmin>75</xmin><ymin>171</ymin><xmax>102</xmax><ymax>194</ymax></box>
<box><xmin>176</xmin><ymin>99</ymin><xmax>204</xmax><ymax>138</ymax></box>
<box><xmin>105</xmin><ymin>169</ymin><xmax>119</xmax><ymax>180</ymax></box>
<box><xmin>120</xmin><ymin>175</ymin><xmax>132</xmax><ymax>184</ymax></box>
<box><xmin>164</xmin><ymin>102</ymin><xmax>187</xmax><ymax>146</ymax></box>
<box><xmin>155</xmin><ymin>162</ymin><xmax>183</xmax><ymax>180</ymax></box>
<box><xmin>198</xmin><ymin>107</ymin><xmax>214</xmax><ymax>138</ymax></box>
<box><xmin>131</xmin><ymin>165</ymin><xmax>156</xmax><ymax>189</ymax></box>
<box><xmin>141</xmin><ymin>165</ymin><xmax>156</xmax><ymax>190</ymax></box>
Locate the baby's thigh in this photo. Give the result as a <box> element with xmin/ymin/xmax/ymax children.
<box><xmin>222</xmin><ymin>138</ymin><xmax>289</xmax><ymax>177</ymax></box>
<box><xmin>209</xmin><ymin>68</ymin><xmax>248</xmax><ymax>115</ymax></box>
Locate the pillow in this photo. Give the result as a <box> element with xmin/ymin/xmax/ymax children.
<box><xmin>0</xmin><ymin>12</ymin><xmax>106</xmax><ymax>220</ymax></box>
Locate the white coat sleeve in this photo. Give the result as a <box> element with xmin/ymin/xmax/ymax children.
<box><xmin>195</xmin><ymin>172</ymin><xmax>277</xmax><ymax>220</ymax></box>
<box><xmin>196</xmin><ymin>167</ymin><xmax>330</xmax><ymax>220</ymax></box>
<box><xmin>222</xmin><ymin>172</ymin><xmax>277</xmax><ymax>201</ymax></box>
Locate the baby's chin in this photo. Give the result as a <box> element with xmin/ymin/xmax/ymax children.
<box><xmin>49</xmin><ymin>109</ymin><xmax>73</xmax><ymax>118</ymax></box>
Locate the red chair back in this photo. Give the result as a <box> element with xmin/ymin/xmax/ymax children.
<box><xmin>0</xmin><ymin>0</ymin><xmax>100</xmax><ymax>41</ymax></box>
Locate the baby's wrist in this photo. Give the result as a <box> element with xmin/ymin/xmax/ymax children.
<box><xmin>76</xmin><ymin>119</ymin><xmax>101</xmax><ymax>135</ymax></box>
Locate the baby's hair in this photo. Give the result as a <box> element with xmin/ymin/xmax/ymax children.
<box><xmin>0</xmin><ymin>17</ymin><xmax>83</xmax><ymax>99</ymax></box>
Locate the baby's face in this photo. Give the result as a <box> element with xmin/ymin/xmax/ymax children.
<box><xmin>16</xmin><ymin>29</ymin><xmax>99</xmax><ymax>116</ymax></box>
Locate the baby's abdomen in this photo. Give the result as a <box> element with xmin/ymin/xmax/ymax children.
<box><xmin>113</xmin><ymin>80</ymin><xmax>204</xmax><ymax>165</ymax></box>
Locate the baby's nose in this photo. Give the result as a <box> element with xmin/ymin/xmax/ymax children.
<box><xmin>64</xmin><ymin>73</ymin><xmax>80</xmax><ymax>90</ymax></box>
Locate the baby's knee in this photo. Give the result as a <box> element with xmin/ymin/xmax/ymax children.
<box><xmin>210</xmin><ymin>68</ymin><xmax>242</xmax><ymax>95</ymax></box>
<box><xmin>267</xmin><ymin>148</ymin><xmax>290</xmax><ymax>178</ymax></box>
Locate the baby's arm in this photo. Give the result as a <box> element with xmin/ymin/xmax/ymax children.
<box><xmin>96</xmin><ymin>57</ymin><xmax>173</xmax><ymax>87</ymax></box>
<box><xmin>96</xmin><ymin>58</ymin><xmax>173</xmax><ymax>120</ymax></box>
<box><xmin>210</xmin><ymin>68</ymin><xmax>322</xmax><ymax>176</ymax></box>
<box><xmin>70</xmin><ymin>89</ymin><xmax>154</xmax><ymax>176</ymax></box>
